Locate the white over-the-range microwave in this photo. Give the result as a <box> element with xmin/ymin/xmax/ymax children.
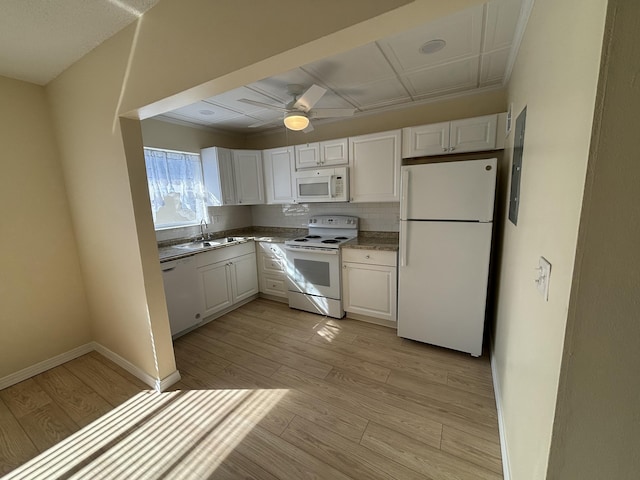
<box><xmin>293</xmin><ymin>166</ymin><xmax>348</xmax><ymax>203</ymax></box>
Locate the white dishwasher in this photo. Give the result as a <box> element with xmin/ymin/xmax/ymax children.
<box><xmin>161</xmin><ymin>256</ymin><xmax>201</xmax><ymax>336</ymax></box>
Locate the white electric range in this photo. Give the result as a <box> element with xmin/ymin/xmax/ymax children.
<box><xmin>284</xmin><ymin>215</ymin><xmax>358</xmax><ymax>318</ymax></box>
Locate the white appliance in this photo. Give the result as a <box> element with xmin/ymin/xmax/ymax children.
<box><xmin>398</xmin><ymin>158</ymin><xmax>497</xmax><ymax>357</ymax></box>
<box><xmin>161</xmin><ymin>257</ymin><xmax>200</xmax><ymax>336</ymax></box>
<box><xmin>294</xmin><ymin>167</ymin><xmax>348</xmax><ymax>203</ymax></box>
<box><xmin>285</xmin><ymin>215</ymin><xmax>358</xmax><ymax>318</ymax></box>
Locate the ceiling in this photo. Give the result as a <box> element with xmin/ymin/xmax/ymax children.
<box><xmin>0</xmin><ymin>0</ymin><xmax>159</xmax><ymax>85</ymax></box>
<box><xmin>157</xmin><ymin>0</ymin><xmax>524</xmax><ymax>134</ymax></box>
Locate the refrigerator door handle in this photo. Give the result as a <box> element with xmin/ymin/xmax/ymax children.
<box><xmin>400</xmin><ymin>221</ymin><xmax>408</xmax><ymax>267</ymax></box>
<box><xmin>400</xmin><ymin>169</ymin><xmax>409</xmax><ymax>220</ymax></box>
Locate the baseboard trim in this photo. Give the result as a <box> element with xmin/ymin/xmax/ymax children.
<box><xmin>258</xmin><ymin>292</ymin><xmax>288</xmax><ymax>304</ymax></box>
<box><xmin>0</xmin><ymin>341</ymin><xmax>182</xmax><ymax>393</ymax></box>
<box><xmin>344</xmin><ymin>311</ymin><xmax>397</xmax><ymax>329</ymax></box>
<box><xmin>490</xmin><ymin>340</ymin><xmax>512</xmax><ymax>480</ymax></box>
<box><xmin>92</xmin><ymin>342</ymin><xmax>180</xmax><ymax>392</ymax></box>
<box><xmin>0</xmin><ymin>343</ymin><xmax>94</xmax><ymax>390</ymax></box>
<box><xmin>158</xmin><ymin>370</ymin><xmax>182</xmax><ymax>391</ymax></box>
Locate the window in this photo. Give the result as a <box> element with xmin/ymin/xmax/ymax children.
<box><xmin>144</xmin><ymin>147</ymin><xmax>207</xmax><ymax>229</ymax></box>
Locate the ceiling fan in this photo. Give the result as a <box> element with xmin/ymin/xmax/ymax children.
<box><xmin>239</xmin><ymin>84</ymin><xmax>356</xmax><ymax>132</ymax></box>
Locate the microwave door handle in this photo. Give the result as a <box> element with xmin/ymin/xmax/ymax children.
<box><xmin>330</xmin><ymin>175</ymin><xmax>335</xmax><ymax>198</ymax></box>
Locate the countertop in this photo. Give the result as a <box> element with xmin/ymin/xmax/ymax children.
<box><xmin>341</xmin><ymin>236</ymin><xmax>399</xmax><ymax>251</ymax></box>
<box><xmin>158</xmin><ymin>229</ymin><xmax>399</xmax><ymax>262</ymax></box>
<box><xmin>158</xmin><ymin>228</ymin><xmax>303</xmax><ymax>262</ymax></box>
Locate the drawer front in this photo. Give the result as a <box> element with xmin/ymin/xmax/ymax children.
<box><xmin>258</xmin><ymin>242</ymin><xmax>285</xmax><ymax>259</ymax></box>
<box><xmin>194</xmin><ymin>241</ymin><xmax>255</xmax><ymax>268</ymax></box>
<box><xmin>261</xmin><ymin>274</ymin><xmax>287</xmax><ymax>297</ymax></box>
<box><xmin>261</xmin><ymin>255</ymin><xmax>285</xmax><ymax>273</ymax></box>
<box><xmin>342</xmin><ymin>248</ymin><xmax>397</xmax><ymax>267</ymax></box>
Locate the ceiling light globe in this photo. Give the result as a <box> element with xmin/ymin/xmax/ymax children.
<box><xmin>284</xmin><ymin>113</ymin><xmax>309</xmax><ymax>131</ymax></box>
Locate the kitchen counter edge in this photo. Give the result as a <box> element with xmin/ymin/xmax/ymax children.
<box><xmin>159</xmin><ymin>232</ymin><xmax>399</xmax><ymax>262</ymax></box>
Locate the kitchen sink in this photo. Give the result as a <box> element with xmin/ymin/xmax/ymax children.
<box><xmin>174</xmin><ymin>241</ymin><xmax>221</xmax><ymax>250</ymax></box>
<box><xmin>174</xmin><ymin>236</ymin><xmax>248</xmax><ymax>251</ymax></box>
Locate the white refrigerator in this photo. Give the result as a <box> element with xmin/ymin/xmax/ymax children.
<box><xmin>397</xmin><ymin>158</ymin><xmax>497</xmax><ymax>357</ymax></box>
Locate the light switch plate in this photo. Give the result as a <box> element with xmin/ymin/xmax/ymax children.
<box><xmin>536</xmin><ymin>256</ymin><xmax>552</xmax><ymax>300</ymax></box>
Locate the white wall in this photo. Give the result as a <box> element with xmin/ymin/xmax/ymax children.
<box><xmin>0</xmin><ymin>76</ymin><xmax>91</xmax><ymax>378</ymax></box>
<box><xmin>492</xmin><ymin>0</ymin><xmax>608</xmax><ymax>478</ymax></box>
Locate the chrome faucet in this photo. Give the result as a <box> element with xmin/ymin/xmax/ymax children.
<box><xmin>199</xmin><ymin>219</ymin><xmax>207</xmax><ymax>240</ymax></box>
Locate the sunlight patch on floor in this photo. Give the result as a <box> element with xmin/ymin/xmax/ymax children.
<box><xmin>4</xmin><ymin>388</ymin><xmax>288</xmax><ymax>479</ymax></box>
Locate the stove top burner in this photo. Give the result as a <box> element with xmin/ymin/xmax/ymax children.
<box><xmin>285</xmin><ymin>215</ymin><xmax>358</xmax><ymax>250</ymax></box>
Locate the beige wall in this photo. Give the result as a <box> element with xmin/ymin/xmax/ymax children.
<box><xmin>492</xmin><ymin>0</ymin><xmax>608</xmax><ymax>478</ymax></box>
<box><xmin>141</xmin><ymin>118</ymin><xmax>246</xmax><ymax>152</ymax></box>
<box><xmin>47</xmin><ymin>0</ymin><xmax>485</xmax><ymax>384</ymax></box>
<box><xmin>547</xmin><ymin>1</ymin><xmax>640</xmax><ymax>478</ymax></box>
<box><xmin>47</xmin><ymin>25</ymin><xmax>176</xmax><ymax>384</ymax></box>
<box><xmin>0</xmin><ymin>76</ymin><xmax>91</xmax><ymax>378</ymax></box>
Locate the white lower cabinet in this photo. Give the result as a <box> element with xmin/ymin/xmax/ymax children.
<box><xmin>199</xmin><ymin>261</ymin><xmax>234</xmax><ymax>318</ymax></box>
<box><xmin>231</xmin><ymin>253</ymin><xmax>261</xmax><ymax>302</ymax></box>
<box><xmin>257</xmin><ymin>242</ymin><xmax>288</xmax><ymax>300</ymax></box>
<box><xmin>194</xmin><ymin>242</ymin><xmax>258</xmax><ymax>319</ymax></box>
<box><xmin>342</xmin><ymin>248</ymin><xmax>398</xmax><ymax>323</ymax></box>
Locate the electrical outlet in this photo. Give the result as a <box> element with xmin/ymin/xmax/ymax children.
<box><xmin>535</xmin><ymin>256</ymin><xmax>552</xmax><ymax>301</ymax></box>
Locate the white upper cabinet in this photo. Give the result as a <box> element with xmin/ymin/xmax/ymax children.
<box><xmin>294</xmin><ymin>143</ymin><xmax>320</xmax><ymax>169</ymax></box>
<box><xmin>263</xmin><ymin>146</ymin><xmax>296</xmax><ymax>204</ymax></box>
<box><xmin>349</xmin><ymin>130</ymin><xmax>401</xmax><ymax>203</ymax></box>
<box><xmin>295</xmin><ymin>138</ymin><xmax>349</xmax><ymax>169</ymax></box>
<box><xmin>401</xmin><ymin>122</ymin><xmax>451</xmax><ymax>157</ymax></box>
<box><xmin>232</xmin><ymin>150</ymin><xmax>265</xmax><ymax>205</ymax></box>
<box><xmin>201</xmin><ymin>147</ymin><xmax>236</xmax><ymax>206</ymax></box>
<box><xmin>450</xmin><ymin>115</ymin><xmax>498</xmax><ymax>153</ymax></box>
<box><xmin>402</xmin><ymin>114</ymin><xmax>502</xmax><ymax>158</ymax></box>
<box><xmin>319</xmin><ymin>138</ymin><xmax>349</xmax><ymax>167</ymax></box>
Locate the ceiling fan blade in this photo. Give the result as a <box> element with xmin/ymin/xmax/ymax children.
<box><xmin>310</xmin><ymin>108</ymin><xmax>356</xmax><ymax>119</ymax></box>
<box><xmin>248</xmin><ymin>117</ymin><xmax>282</xmax><ymax>128</ymax></box>
<box><xmin>302</xmin><ymin>122</ymin><xmax>314</xmax><ymax>133</ymax></box>
<box><xmin>293</xmin><ymin>84</ymin><xmax>327</xmax><ymax>112</ymax></box>
<box><xmin>238</xmin><ymin>98</ymin><xmax>287</xmax><ymax>112</ymax></box>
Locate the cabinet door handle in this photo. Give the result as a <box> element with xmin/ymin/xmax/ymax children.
<box><xmin>442</xmin><ymin>147</ymin><xmax>448</xmax><ymax>152</ymax></box>
<box><xmin>365</xmin><ymin>255</ymin><xmax>370</xmax><ymax>259</ymax></box>
<box><xmin>449</xmin><ymin>147</ymin><xmax>455</xmax><ymax>152</ymax></box>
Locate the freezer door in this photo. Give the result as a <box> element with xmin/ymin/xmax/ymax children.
<box><xmin>401</xmin><ymin>158</ymin><xmax>497</xmax><ymax>222</ymax></box>
<box><xmin>397</xmin><ymin>221</ymin><xmax>493</xmax><ymax>356</ymax></box>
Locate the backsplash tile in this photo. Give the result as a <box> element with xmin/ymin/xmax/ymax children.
<box><xmin>251</xmin><ymin>202</ymin><xmax>400</xmax><ymax>232</ymax></box>
<box><xmin>155</xmin><ymin>205</ymin><xmax>252</xmax><ymax>242</ymax></box>
<box><xmin>156</xmin><ymin>202</ymin><xmax>400</xmax><ymax>242</ymax></box>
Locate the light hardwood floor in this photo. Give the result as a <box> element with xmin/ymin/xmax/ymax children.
<box><xmin>0</xmin><ymin>298</ymin><xmax>502</xmax><ymax>479</ymax></box>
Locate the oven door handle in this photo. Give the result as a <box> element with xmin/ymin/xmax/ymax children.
<box><xmin>285</xmin><ymin>246</ymin><xmax>339</xmax><ymax>255</ymax></box>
